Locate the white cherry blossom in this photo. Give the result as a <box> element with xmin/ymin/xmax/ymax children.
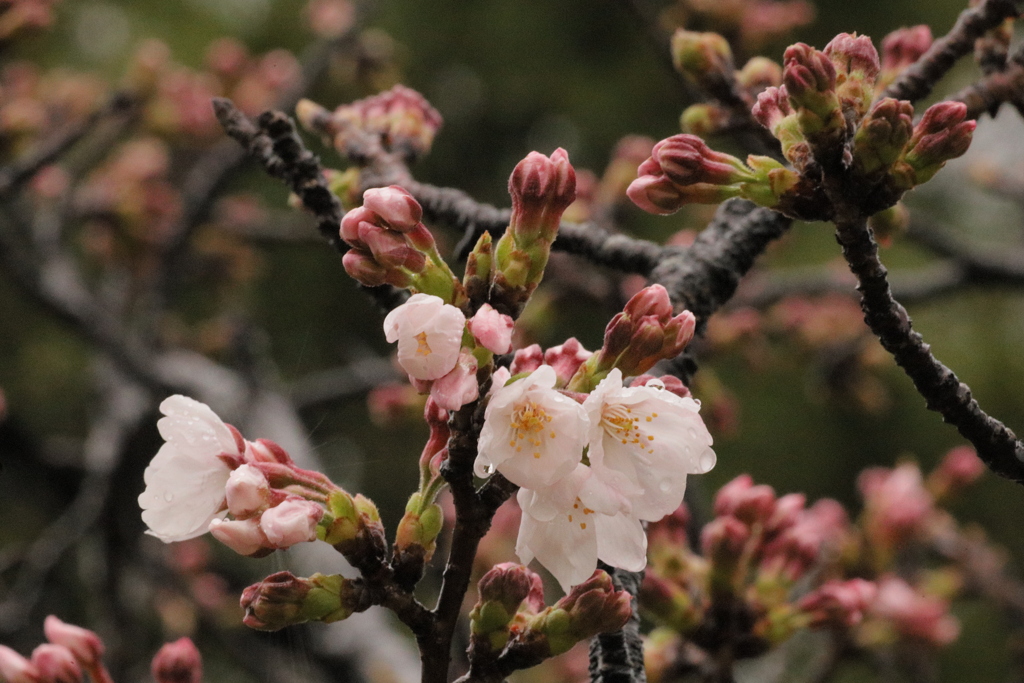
<box><xmin>582</xmin><ymin>369</ymin><xmax>715</xmax><ymax>521</ymax></box>
<box><xmin>383</xmin><ymin>293</ymin><xmax>466</xmax><ymax>380</ymax></box>
<box><xmin>139</xmin><ymin>396</ymin><xmax>242</xmax><ymax>542</ymax></box>
<box><xmin>475</xmin><ymin>365</ymin><xmax>588</xmax><ymax>490</ymax></box>
<box><xmin>516</xmin><ymin>465</ymin><xmax>647</xmax><ymax>592</ymax></box>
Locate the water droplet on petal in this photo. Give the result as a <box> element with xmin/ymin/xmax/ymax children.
<box><xmin>163</xmin><ymin>492</ymin><xmax>175</xmax><ymax>502</ymax></box>
<box><xmin>687</xmin><ymin>427</ymin><xmax>697</xmax><ymax>440</ymax></box>
<box><xmin>698</xmin><ymin>448</ymin><xmax>716</xmax><ymax>473</ymax></box>
<box><xmin>659</xmin><ymin>480</ymin><xmax>671</xmax><ymax>493</ymax></box>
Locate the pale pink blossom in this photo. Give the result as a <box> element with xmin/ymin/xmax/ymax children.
<box><xmin>516</xmin><ymin>465</ymin><xmax>647</xmax><ymax>592</ymax></box>
<box><xmin>383</xmin><ymin>293</ymin><xmax>466</xmax><ymax>380</ymax></box>
<box><xmin>30</xmin><ymin>645</ymin><xmax>80</xmax><ymax>683</ymax></box>
<box><xmin>859</xmin><ymin>463</ymin><xmax>933</xmax><ymax>546</ymax></box>
<box><xmin>475</xmin><ymin>365</ymin><xmax>588</xmax><ymax>490</ymax></box>
<box><xmin>139</xmin><ymin>396</ymin><xmax>242</xmax><ymax>542</ymax></box>
<box><xmin>0</xmin><ymin>646</ymin><xmax>40</xmax><ymax>683</ymax></box>
<box><xmin>42</xmin><ymin>617</ymin><xmax>103</xmax><ymax>667</ymax></box>
<box><xmin>209</xmin><ymin>518</ymin><xmax>268</xmax><ymax>556</ymax></box>
<box><xmin>260</xmin><ymin>499</ymin><xmax>323</xmax><ymax>548</ymax></box>
<box><xmin>430</xmin><ymin>351</ymin><xmax>479</xmax><ymax>411</ymax></box>
<box><xmin>467</xmin><ymin>304</ymin><xmax>514</xmax><ymax>354</ymax></box>
<box><xmin>871</xmin><ymin>575</ymin><xmax>960</xmax><ymax>645</ymax></box>
<box><xmin>509</xmin><ymin>345</ymin><xmax>543</xmax><ymax>375</ymax></box>
<box><xmin>799</xmin><ymin>578</ymin><xmax>877</xmax><ymax>627</ymax></box>
<box><xmin>581</xmin><ymin>370</ymin><xmax>715</xmax><ymax>521</ymax></box>
<box><xmin>224</xmin><ymin>464</ymin><xmax>270</xmax><ymax>519</ymax></box>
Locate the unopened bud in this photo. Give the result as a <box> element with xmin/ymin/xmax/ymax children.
<box><xmin>894</xmin><ymin>101</ymin><xmax>975</xmax><ymax>188</ymax></box>
<box><xmin>362</xmin><ymin>185</ymin><xmax>423</xmax><ymax>233</ymax></box>
<box><xmin>342</xmin><ymin>249</ymin><xmax>394</xmax><ymax>287</ymax></box>
<box><xmin>544</xmin><ymin>338</ymin><xmax>592</xmax><ymax>387</ymax></box>
<box><xmin>701</xmin><ymin>516</ymin><xmax>750</xmax><ymax>591</ymax></box>
<box><xmin>241</xmin><ymin>571</ymin><xmax>356</xmax><ymax>631</ymax></box>
<box><xmin>225</xmin><ymin>464</ymin><xmax>271</xmax><ymax>519</ymax></box>
<box><xmin>928</xmin><ymin>446</ymin><xmax>984</xmax><ymax>499</ymax></box>
<box><xmin>470</xmin><ymin>563</ymin><xmax>543</xmax><ymax>650</ymax></box>
<box><xmin>823</xmin><ymin>32</ymin><xmax>880</xmax><ymax>119</ymax></box>
<box><xmin>209</xmin><ymin>518</ymin><xmax>270</xmax><ymax>557</ymax></box>
<box><xmin>879</xmin><ymin>26</ymin><xmax>932</xmax><ymax>89</ymax></box>
<box><xmin>640</xmin><ymin>574</ymin><xmax>698</xmax><ymax>632</ymax></box>
<box><xmin>468</xmin><ymin>304</ymin><xmax>514</xmax><ymax>355</ymax></box>
<box><xmin>851</xmin><ymin>97</ymin><xmax>914</xmax><ymax>177</ymax></box>
<box><xmin>42</xmin><ymin>617</ymin><xmax>103</xmax><ymax>668</ymax></box>
<box><xmin>260</xmin><ymin>499</ymin><xmax>323</xmax><ymax>549</ymax></box>
<box><xmin>150</xmin><ymin>639</ymin><xmax>201</xmax><ymax>683</ymax></box>
<box><xmin>507</xmin><ymin>148</ymin><xmax>576</xmax><ymax>245</ymax></box>
<box><xmin>799</xmin><ymin>578</ymin><xmax>877</xmax><ymax>627</ymax></box>
<box><xmin>463</xmin><ymin>231</ymin><xmax>493</xmax><ymax>301</ymax></box>
<box><xmin>395</xmin><ymin>497</ymin><xmax>444</xmax><ymax>559</ymax></box>
<box><xmin>752</xmin><ymin>86</ymin><xmax>809</xmax><ymax>169</ymax></box>
<box><xmin>670</xmin><ymin>30</ymin><xmax>735</xmax><ymax>91</ymax></box>
<box><xmin>782</xmin><ymin>43</ymin><xmax>845</xmax><ymax>159</ymax></box>
<box><xmin>544</xmin><ymin>571</ymin><xmax>632</xmax><ymax>655</ymax></box>
<box><xmin>737</xmin><ymin>57</ymin><xmax>783</xmax><ymax>96</ymax></box>
<box><xmin>714</xmin><ymin>475</ymin><xmax>777</xmax><ymax>525</ymax></box>
<box><xmin>0</xmin><ymin>646</ymin><xmax>40</xmax><ymax>683</ymax></box>
<box><xmin>510</xmin><ymin>344</ymin><xmax>544</xmax><ymax>375</ymax></box>
<box><xmin>31</xmin><ymin>646</ymin><xmax>81</xmax><ymax>683</ymax></box>
<box><xmin>680</xmin><ymin>104</ymin><xmax>730</xmax><ymax>137</ymax></box>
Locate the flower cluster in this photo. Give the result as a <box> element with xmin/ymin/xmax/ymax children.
<box><xmin>630</xmin><ymin>32</ymin><xmax>976</xmax><ymax>222</ymax></box>
<box><xmin>0</xmin><ymin>616</ymin><xmax>201</xmax><ymax>683</ymax></box>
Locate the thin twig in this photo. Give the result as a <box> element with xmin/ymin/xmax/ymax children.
<box><xmin>883</xmin><ymin>0</ymin><xmax>1021</xmax><ymax>103</ymax></box>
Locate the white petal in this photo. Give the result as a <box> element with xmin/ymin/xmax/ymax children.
<box><xmin>596</xmin><ymin>513</ymin><xmax>648</xmax><ymax>572</ymax></box>
<box><xmin>139</xmin><ymin>443</ymin><xmax>230</xmax><ymax>541</ymax></box>
<box><xmin>516</xmin><ymin>504</ymin><xmax>598</xmax><ymax>593</ymax></box>
<box><xmin>157</xmin><ymin>395</ymin><xmax>238</xmax><ymax>458</ymax></box>
<box><xmin>518</xmin><ymin>465</ymin><xmax>588</xmax><ymax>522</ymax></box>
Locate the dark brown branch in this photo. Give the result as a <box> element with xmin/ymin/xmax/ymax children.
<box><xmin>649</xmin><ymin>200</ymin><xmax>793</xmax><ymax>329</ymax></box>
<box><xmin>833</xmin><ymin>215</ymin><xmax>1024</xmax><ymax>483</ymax></box>
<box><xmin>883</xmin><ymin>0</ymin><xmax>1021</xmax><ymax>103</ymax></box>
<box><xmin>0</xmin><ymin>91</ymin><xmax>136</xmax><ymax>197</ymax></box>
<box><xmin>950</xmin><ymin>60</ymin><xmax>1024</xmax><ymax>119</ymax></box>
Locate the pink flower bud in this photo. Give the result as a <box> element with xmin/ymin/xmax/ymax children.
<box><xmin>339</xmin><ymin>206</ymin><xmax>376</xmax><ymax>248</ymax></box>
<box><xmin>670</xmin><ymin>30</ymin><xmax>734</xmax><ymax>88</ymax></box>
<box><xmin>361</xmin><ymin>185</ymin><xmax>423</xmax><ymax>233</ymax></box>
<box><xmin>209</xmin><ymin>518</ymin><xmax>269</xmax><ymax>556</ymax></box>
<box><xmin>623</xmin><ymin>283</ymin><xmax>674</xmax><ymax>320</ymax></box>
<box><xmin>701</xmin><ymin>516</ymin><xmax>750</xmax><ymax>567</ymax></box>
<box><xmin>508</xmin><ymin>148</ymin><xmax>577</xmax><ymax>243</ymax></box>
<box><xmin>260</xmin><ymin>499</ymin><xmax>323</xmax><ymax>548</ymax></box>
<box><xmin>858</xmin><ymin>463</ymin><xmax>933</xmax><ymax>547</ymax></box>
<box><xmin>151</xmin><ymin>638</ymin><xmax>202</xmax><ymax>683</ymax></box>
<box><xmin>467</xmin><ymin>304</ymin><xmax>514</xmax><ymax>354</ymax></box>
<box><xmin>930</xmin><ymin>445</ymin><xmax>984</xmax><ymax>495</ymax></box>
<box><xmin>899</xmin><ymin>101</ymin><xmax>975</xmax><ymax>185</ymax></box>
<box><xmin>714</xmin><ymin>475</ymin><xmax>776</xmax><ymax>525</ymax></box>
<box><xmin>823</xmin><ymin>32</ymin><xmax>880</xmax><ymax>80</ymax></box>
<box><xmin>871</xmin><ymin>575</ymin><xmax>960</xmax><ymax>645</ymax></box>
<box><xmin>647</xmin><ymin>504</ymin><xmax>691</xmax><ymax>550</ymax></box>
<box><xmin>30</xmin><ymin>646</ymin><xmax>81</xmax><ymax>683</ymax></box>
<box><xmin>430</xmin><ymin>351</ymin><xmax>479</xmax><ymax>411</ymax></box>
<box><xmin>42</xmin><ymin>618</ymin><xmax>103</xmax><ymax>668</ymax></box>
<box><xmin>543</xmin><ymin>338</ymin><xmax>592</xmax><ymax>386</ymax></box>
<box><xmin>652</xmin><ymin>135</ymin><xmax>752</xmax><ymax>187</ymax></box>
<box><xmin>225</xmin><ymin>464</ymin><xmax>270</xmax><ymax>519</ymax></box>
<box><xmin>245</xmin><ymin>438</ymin><xmax>294</xmax><ymax>466</ymax></box>
<box><xmin>240</xmin><ymin>571</ymin><xmax>313</xmax><ymax>631</ymax></box>
<box><xmin>510</xmin><ymin>344</ymin><xmax>544</xmax><ymax>375</ymax></box>
<box><xmin>766</xmin><ymin>493</ymin><xmax>805</xmax><ymax>534</ymax></box>
<box><xmin>342</xmin><ymin>249</ymin><xmax>391</xmax><ymax>287</ymax></box>
<box><xmin>477</xmin><ymin>562</ymin><xmax>542</xmax><ymax>616</ymax></box>
<box><xmin>752</xmin><ymin>86</ymin><xmax>794</xmax><ymax>130</ymax></box>
<box><xmin>800</xmin><ymin>578</ymin><xmax>878</xmax><ymax>627</ymax></box>
<box><xmin>361</xmin><ymin>227</ymin><xmax>427</xmax><ymax>271</ymax></box>
<box><xmin>783</xmin><ymin>43</ymin><xmax>837</xmax><ymax>103</ymax></box>
<box><xmin>552</xmin><ymin>570</ymin><xmax>632</xmax><ymax>646</ymax></box>
<box><xmin>0</xmin><ymin>646</ymin><xmax>40</xmax><ymax>683</ymax></box>
<box><xmin>880</xmin><ymin>25</ymin><xmax>933</xmax><ymax>74</ymax></box>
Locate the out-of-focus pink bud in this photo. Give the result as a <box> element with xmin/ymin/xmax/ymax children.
<box><xmin>430</xmin><ymin>351</ymin><xmax>479</xmax><ymax>411</ymax></box>
<box><xmin>800</xmin><ymin>578</ymin><xmax>878</xmax><ymax>627</ymax></box>
<box><xmin>766</xmin><ymin>493</ymin><xmax>805</xmax><ymax>534</ymax></box>
<box><xmin>543</xmin><ymin>338</ymin><xmax>592</xmax><ymax>387</ymax></box>
<box><xmin>714</xmin><ymin>475</ymin><xmax>776</xmax><ymax>525</ymax></box>
<box><xmin>30</xmin><ymin>646</ymin><xmax>81</xmax><ymax>683</ymax></box>
<box><xmin>42</xmin><ymin>618</ymin><xmax>103</xmax><ymax>668</ymax></box>
<box><xmin>209</xmin><ymin>518</ymin><xmax>269</xmax><ymax>556</ymax></box>
<box><xmin>880</xmin><ymin>25</ymin><xmax>933</xmax><ymax>81</ymax></box>
<box><xmin>510</xmin><ymin>344</ymin><xmax>544</xmax><ymax>375</ymax></box>
<box><xmin>928</xmin><ymin>445</ymin><xmax>984</xmax><ymax>499</ymax></box>
<box><xmin>468</xmin><ymin>304</ymin><xmax>514</xmax><ymax>355</ymax></box>
<box><xmin>630</xmin><ymin>374</ymin><xmax>692</xmax><ymax>399</ymax></box>
<box><xmin>647</xmin><ymin>504</ymin><xmax>691</xmax><ymax>550</ymax></box>
<box><xmin>737</xmin><ymin>57</ymin><xmax>783</xmax><ymax>95</ymax></box>
<box><xmin>361</xmin><ymin>185</ymin><xmax>423</xmax><ymax>233</ymax></box>
<box><xmin>260</xmin><ymin>499</ymin><xmax>323</xmax><ymax>549</ymax></box>
<box><xmin>871</xmin><ymin>575</ymin><xmax>960</xmax><ymax>645</ymax></box>
<box><xmin>701</xmin><ymin>516</ymin><xmax>750</xmax><ymax>570</ymax></box>
<box><xmin>670</xmin><ymin>30</ymin><xmax>734</xmax><ymax>89</ymax></box>
<box><xmin>545</xmin><ymin>571</ymin><xmax>632</xmax><ymax>654</ymax></box>
<box><xmin>0</xmin><ymin>646</ymin><xmax>40</xmax><ymax>683</ymax></box>
<box><xmin>508</xmin><ymin>148</ymin><xmax>577</xmax><ymax>244</ymax></box>
<box><xmin>859</xmin><ymin>463</ymin><xmax>933</xmax><ymax>548</ymax></box>
<box><xmin>225</xmin><ymin>464</ymin><xmax>271</xmax><ymax>519</ymax></box>
<box><xmin>151</xmin><ymin>638</ymin><xmax>202</xmax><ymax>683</ymax></box>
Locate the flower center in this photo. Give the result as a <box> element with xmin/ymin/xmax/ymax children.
<box><xmin>567</xmin><ymin>498</ymin><xmax>595</xmax><ymax>530</ymax></box>
<box><xmin>601</xmin><ymin>402</ymin><xmax>658</xmax><ymax>451</ymax></box>
<box><xmin>414</xmin><ymin>331</ymin><xmax>432</xmax><ymax>356</ymax></box>
<box><xmin>508</xmin><ymin>400</ymin><xmax>555</xmax><ymax>459</ymax></box>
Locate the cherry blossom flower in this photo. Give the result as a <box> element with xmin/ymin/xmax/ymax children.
<box><xmin>383</xmin><ymin>293</ymin><xmax>466</xmax><ymax>380</ymax></box>
<box><xmin>475</xmin><ymin>365</ymin><xmax>589</xmax><ymax>490</ymax></box>
<box><xmin>581</xmin><ymin>369</ymin><xmax>716</xmax><ymax>521</ymax></box>
<box><xmin>516</xmin><ymin>465</ymin><xmax>647</xmax><ymax>592</ymax></box>
<box><xmin>0</xmin><ymin>646</ymin><xmax>40</xmax><ymax>683</ymax></box>
<box><xmin>139</xmin><ymin>395</ymin><xmax>243</xmax><ymax>542</ymax></box>
<box><xmin>467</xmin><ymin>303</ymin><xmax>514</xmax><ymax>354</ymax></box>
<box><xmin>430</xmin><ymin>350</ymin><xmax>479</xmax><ymax>410</ymax></box>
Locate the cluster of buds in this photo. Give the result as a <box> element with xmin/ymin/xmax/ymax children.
<box><xmin>240</xmin><ymin>571</ymin><xmax>363</xmax><ymax>631</ymax></box>
<box><xmin>468</xmin><ymin>565</ymin><xmax>631</xmax><ymax>670</ymax></box>
<box><xmin>0</xmin><ymin>617</ymin><xmax>201</xmax><ymax>683</ymax></box>
<box><xmin>486</xmin><ymin>149</ymin><xmax>577</xmax><ymax>315</ymax></box>
<box><xmin>680</xmin><ymin>55</ymin><xmax>783</xmax><ymax>137</ymax></box>
<box><xmin>632</xmin><ymin>32</ymin><xmax>976</xmax><ymax>223</ymax></box>
<box><xmin>566</xmin><ymin>284</ymin><xmax>696</xmax><ymax>391</ymax></box>
<box><xmin>641</xmin><ymin>476</ymin><xmax>854</xmax><ymax>653</ymax></box>
<box><xmin>296</xmin><ymin>85</ymin><xmax>442</xmax><ymax>161</ymax></box>
<box><xmin>340</xmin><ymin>185</ymin><xmax>464</xmax><ymax>300</ymax></box>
